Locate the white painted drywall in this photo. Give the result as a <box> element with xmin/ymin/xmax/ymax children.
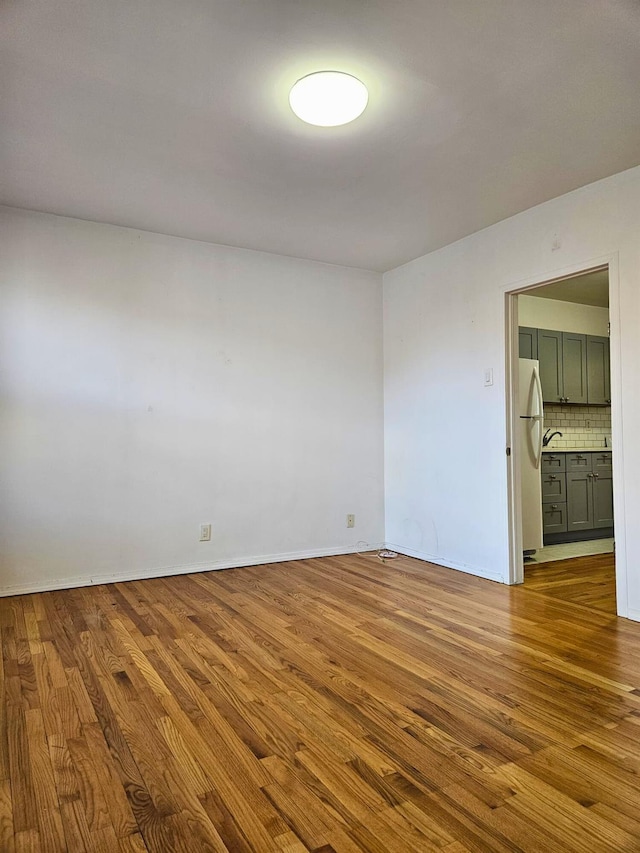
<box><xmin>0</xmin><ymin>208</ymin><xmax>384</xmax><ymax>594</ymax></box>
<box><xmin>383</xmin><ymin>166</ymin><xmax>640</xmax><ymax>616</ymax></box>
<box><xmin>518</xmin><ymin>295</ymin><xmax>609</xmax><ymax>336</ymax></box>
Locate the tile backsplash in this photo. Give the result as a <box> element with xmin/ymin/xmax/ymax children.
<box><xmin>544</xmin><ymin>405</ymin><xmax>611</xmax><ymax>449</ymax></box>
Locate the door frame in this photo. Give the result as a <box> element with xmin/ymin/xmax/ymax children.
<box><xmin>503</xmin><ymin>253</ymin><xmax>628</xmax><ymax>618</ymax></box>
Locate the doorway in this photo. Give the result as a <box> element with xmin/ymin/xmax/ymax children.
<box><xmin>505</xmin><ymin>262</ymin><xmax>625</xmax><ymax>616</ymax></box>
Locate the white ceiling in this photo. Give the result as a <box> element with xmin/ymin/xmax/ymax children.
<box><xmin>533</xmin><ymin>269</ymin><xmax>609</xmax><ymax>308</ymax></box>
<box><xmin>2</xmin><ymin>1</ymin><xmax>640</xmax><ymax>271</ymax></box>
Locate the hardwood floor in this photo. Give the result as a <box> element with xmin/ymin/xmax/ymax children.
<box><xmin>524</xmin><ymin>553</ymin><xmax>617</xmax><ymax>614</ymax></box>
<box><xmin>2</xmin><ymin>552</ymin><xmax>640</xmax><ymax>852</ymax></box>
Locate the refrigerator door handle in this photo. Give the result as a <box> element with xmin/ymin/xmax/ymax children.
<box><xmin>532</xmin><ymin>364</ymin><xmax>544</xmax><ymax>469</ymax></box>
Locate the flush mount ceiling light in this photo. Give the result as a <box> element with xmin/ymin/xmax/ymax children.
<box><xmin>289</xmin><ymin>71</ymin><xmax>368</xmax><ymax>127</ymax></box>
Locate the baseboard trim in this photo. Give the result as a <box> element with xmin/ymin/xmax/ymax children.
<box><xmin>624</xmin><ymin>608</ymin><xmax>640</xmax><ymax>623</ymax></box>
<box><xmin>385</xmin><ymin>543</ymin><xmax>505</xmax><ymax>584</ymax></box>
<box><xmin>0</xmin><ymin>544</ymin><xmax>380</xmax><ymax>598</ymax></box>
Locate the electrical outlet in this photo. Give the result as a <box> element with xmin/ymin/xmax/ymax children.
<box><xmin>199</xmin><ymin>524</ymin><xmax>211</xmax><ymax>542</ymax></box>
<box><xmin>346</xmin><ymin>514</ymin><xmax>355</xmax><ymax>529</ymax></box>
<box><xmin>585</xmin><ymin>420</ymin><xmax>591</xmax><ymax>432</ymax></box>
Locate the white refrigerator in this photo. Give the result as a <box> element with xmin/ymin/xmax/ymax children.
<box><xmin>519</xmin><ymin>358</ymin><xmax>544</xmax><ymax>553</ymax></box>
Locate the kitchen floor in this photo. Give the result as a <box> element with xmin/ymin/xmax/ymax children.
<box><xmin>527</xmin><ymin>537</ymin><xmax>614</xmax><ymax>564</ymax></box>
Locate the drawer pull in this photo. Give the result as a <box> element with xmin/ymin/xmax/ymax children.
<box><xmin>551</xmin><ymin>504</ymin><xmax>558</xmax><ymax>509</ymax></box>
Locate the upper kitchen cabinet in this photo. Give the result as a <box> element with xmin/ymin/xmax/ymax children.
<box><xmin>523</xmin><ymin>327</ymin><xmax>610</xmax><ymax>405</ymax></box>
<box><xmin>537</xmin><ymin>329</ymin><xmax>564</xmax><ymax>403</ymax></box>
<box><xmin>586</xmin><ymin>335</ymin><xmax>611</xmax><ymax>405</ymax></box>
<box><xmin>561</xmin><ymin>332</ymin><xmax>588</xmax><ymax>404</ymax></box>
<box><xmin>518</xmin><ymin>327</ymin><xmax>538</xmax><ymax>360</ymax></box>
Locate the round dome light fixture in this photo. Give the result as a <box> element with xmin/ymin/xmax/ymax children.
<box><xmin>289</xmin><ymin>71</ymin><xmax>368</xmax><ymax>127</ymax></box>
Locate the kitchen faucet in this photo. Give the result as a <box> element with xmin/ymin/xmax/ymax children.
<box><xmin>542</xmin><ymin>429</ymin><xmax>563</xmax><ymax>447</ymax></box>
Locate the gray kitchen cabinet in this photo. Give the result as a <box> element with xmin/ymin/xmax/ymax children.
<box><xmin>542</xmin><ymin>450</ymin><xmax>614</xmax><ymax>542</ymax></box>
<box><xmin>561</xmin><ymin>332</ymin><xmax>588</xmax><ymax>404</ymax></box>
<box><xmin>592</xmin><ymin>472</ymin><xmax>614</xmax><ymax>528</ymax></box>
<box><xmin>592</xmin><ymin>451</ymin><xmax>612</xmax><ymax>473</ymax></box>
<box><xmin>537</xmin><ymin>329</ymin><xmax>563</xmax><ymax>403</ymax></box>
<box><xmin>543</xmin><ymin>502</ymin><xmax>567</xmax><ymax>535</ymax></box>
<box><xmin>566</xmin><ymin>452</ymin><xmax>592</xmax><ymax>472</ymax></box>
<box><xmin>586</xmin><ymin>335</ymin><xmax>611</xmax><ymax>405</ymax></box>
<box><xmin>542</xmin><ymin>470</ymin><xmax>566</xmax><ymax>503</ymax></box>
<box><xmin>519</xmin><ymin>327</ymin><xmax>538</xmax><ymax>360</ymax></box>
<box><xmin>541</xmin><ymin>453</ymin><xmax>565</xmax><ymax>473</ymax></box>
<box><xmin>566</xmin><ymin>471</ymin><xmax>595</xmax><ymax>531</ymax></box>
<box><xmin>523</xmin><ymin>327</ymin><xmax>610</xmax><ymax>406</ymax></box>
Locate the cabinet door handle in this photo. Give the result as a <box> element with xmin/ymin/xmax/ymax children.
<box><xmin>587</xmin><ymin>473</ymin><xmax>593</xmax><ymax>478</ymax></box>
<box><xmin>551</xmin><ymin>504</ymin><xmax>558</xmax><ymax>509</ymax></box>
<box><xmin>594</xmin><ymin>473</ymin><xmax>599</xmax><ymax>479</ymax></box>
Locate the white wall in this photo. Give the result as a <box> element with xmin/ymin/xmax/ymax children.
<box><xmin>519</xmin><ymin>294</ymin><xmax>609</xmax><ymax>336</ymax></box>
<box><xmin>0</xmin><ymin>208</ymin><xmax>384</xmax><ymax>595</ymax></box>
<box><xmin>383</xmin><ymin>166</ymin><xmax>640</xmax><ymax>616</ymax></box>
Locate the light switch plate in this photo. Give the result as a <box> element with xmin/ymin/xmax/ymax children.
<box><xmin>484</xmin><ymin>368</ymin><xmax>494</xmax><ymax>387</ymax></box>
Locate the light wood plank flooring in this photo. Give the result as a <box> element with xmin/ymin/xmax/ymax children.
<box><xmin>524</xmin><ymin>552</ymin><xmax>617</xmax><ymax>614</ymax></box>
<box><xmin>1</xmin><ymin>552</ymin><xmax>640</xmax><ymax>852</ymax></box>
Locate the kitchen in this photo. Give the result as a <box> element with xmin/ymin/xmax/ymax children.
<box><xmin>517</xmin><ymin>269</ymin><xmax>614</xmax><ymax>571</ymax></box>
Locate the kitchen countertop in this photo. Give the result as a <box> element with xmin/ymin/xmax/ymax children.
<box><xmin>543</xmin><ymin>447</ymin><xmax>612</xmax><ymax>453</ymax></box>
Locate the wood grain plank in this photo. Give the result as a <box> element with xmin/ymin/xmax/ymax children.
<box><xmin>25</xmin><ymin>709</ymin><xmax>66</xmax><ymax>852</ymax></box>
<box><xmin>0</xmin><ymin>778</ymin><xmax>15</xmax><ymax>853</ymax></box>
<box><xmin>1</xmin><ymin>551</ymin><xmax>638</xmax><ymax>852</ymax></box>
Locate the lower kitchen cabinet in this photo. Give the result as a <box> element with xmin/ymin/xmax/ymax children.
<box><xmin>566</xmin><ymin>471</ymin><xmax>594</xmax><ymax>532</ymax></box>
<box><xmin>593</xmin><ymin>451</ymin><xmax>613</xmax><ymax>474</ymax></box>
<box><xmin>542</xmin><ymin>502</ymin><xmax>567</xmax><ymax>535</ymax></box>
<box><xmin>566</xmin><ymin>452</ymin><xmax>592</xmax><ymax>472</ymax></box>
<box><xmin>541</xmin><ymin>451</ymin><xmax>613</xmax><ymax>544</ymax></box>
<box><xmin>592</xmin><ymin>472</ymin><xmax>614</xmax><ymax>528</ymax></box>
<box><xmin>542</xmin><ymin>470</ymin><xmax>566</xmax><ymax>502</ymax></box>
